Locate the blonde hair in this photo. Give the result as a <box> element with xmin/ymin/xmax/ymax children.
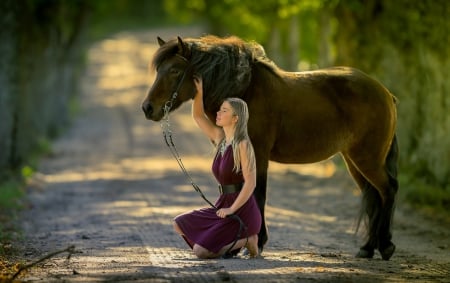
<box><xmin>221</xmin><ymin>97</ymin><xmax>256</xmax><ymax>173</ymax></box>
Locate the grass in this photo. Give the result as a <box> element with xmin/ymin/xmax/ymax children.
<box><xmin>0</xmin><ymin>178</ymin><xmax>25</xmax><ymax>254</ymax></box>
<box><xmin>0</xmin><ymin>134</ymin><xmax>53</xmax><ymax>278</ymax></box>
<box><xmin>0</xmin><ymin>177</ymin><xmax>26</xmax><ymax>279</ymax></box>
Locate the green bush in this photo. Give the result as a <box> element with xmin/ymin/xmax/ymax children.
<box><xmin>333</xmin><ymin>0</ymin><xmax>450</xmax><ymax>212</ymax></box>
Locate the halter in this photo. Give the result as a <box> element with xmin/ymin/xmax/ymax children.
<box><xmin>160</xmin><ymin>57</ymin><xmax>248</xmax><ymax>258</ymax></box>
<box><xmin>162</xmin><ymin>54</ymin><xmax>189</xmax><ymax>118</ymax></box>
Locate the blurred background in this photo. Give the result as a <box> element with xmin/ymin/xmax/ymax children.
<box><xmin>0</xmin><ymin>0</ymin><xmax>448</xmax><ymax>237</ymax></box>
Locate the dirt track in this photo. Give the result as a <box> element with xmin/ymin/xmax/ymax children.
<box><xmin>17</xmin><ymin>27</ymin><xmax>450</xmax><ymax>282</ymax></box>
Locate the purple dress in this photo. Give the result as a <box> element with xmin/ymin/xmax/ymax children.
<box><xmin>174</xmin><ymin>144</ymin><xmax>262</xmax><ymax>253</ymax></box>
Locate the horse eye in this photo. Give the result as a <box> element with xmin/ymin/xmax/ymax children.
<box><xmin>170</xmin><ymin>68</ymin><xmax>181</xmax><ymax>75</ymax></box>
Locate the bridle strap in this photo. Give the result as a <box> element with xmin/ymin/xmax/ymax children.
<box><xmin>163</xmin><ymin>67</ymin><xmax>188</xmax><ymax>116</ymax></box>
<box><xmin>162</xmin><ymin>53</ymin><xmax>190</xmax><ymax>115</ymax></box>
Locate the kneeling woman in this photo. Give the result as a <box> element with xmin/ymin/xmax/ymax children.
<box><xmin>173</xmin><ymin>77</ymin><xmax>261</xmax><ymax>259</ymax></box>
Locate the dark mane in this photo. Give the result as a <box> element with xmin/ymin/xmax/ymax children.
<box><xmin>152</xmin><ymin>35</ymin><xmax>280</xmax><ymax>109</ymax></box>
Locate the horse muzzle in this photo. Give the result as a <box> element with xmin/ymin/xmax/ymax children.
<box><xmin>141</xmin><ymin>100</ymin><xmax>152</xmax><ymax>118</ymax></box>
<box><xmin>142</xmin><ymin>101</ymin><xmax>164</xmax><ymax>121</ymax></box>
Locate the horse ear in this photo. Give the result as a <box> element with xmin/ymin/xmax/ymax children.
<box><xmin>177</xmin><ymin>36</ymin><xmax>185</xmax><ymax>54</ymax></box>
<box><xmin>157</xmin><ymin>36</ymin><xmax>165</xmax><ymax>46</ymax></box>
<box><xmin>177</xmin><ymin>36</ymin><xmax>190</xmax><ymax>58</ymax></box>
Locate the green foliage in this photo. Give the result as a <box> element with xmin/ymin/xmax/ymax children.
<box><xmin>381</xmin><ymin>0</ymin><xmax>449</xmax><ymax>58</ymax></box>
<box><xmin>399</xmin><ymin>173</ymin><xmax>450</xmax><ymax>216</ymax></box>
<box><xmin>333</xmin><ymin>0</ymin><xmax>450</xmax><ymax>211</ymax></box>
<box><xmin>163</xmin><ymin>0</ymin><xmax>449</xmax><ymax>210</ymax></box>
<box><xmin>87</xmin><ymin>0</ymin><xmax>173</xmax><ymax>40</ymax></box>
<box><xmin>0</xmin><ymin>0</ymin><xmax>85</xmax><ymax>252</ymax></box>
<box><xmin>163</xmin><ymin>0</ymin><xmax>331</xmax><ymax>69</ymax></box>
<box><xmin>0</xmin><ymin>180</ymin><xmax>24</xmax><ymax>211</ymax></box>
<box><xmin>0</xmin><ymin>179</ymin><xmax>24</xmax><ymax>255</ymax></box>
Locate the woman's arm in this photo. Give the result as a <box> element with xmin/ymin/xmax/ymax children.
<box><xmin>192</xmin><ymin>77</ymin><xmax>223</xmax><ymax>145</ymax></box>
<box><xmin>216</xmin><ymin>140</ymin><xmax>257</xmax><ymax>218</ymax></box>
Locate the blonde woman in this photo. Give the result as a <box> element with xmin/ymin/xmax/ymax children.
<box><xmin>173</xmin><ymin>76</ymin><xmax>261</xmax><ymax>259</ymax></box>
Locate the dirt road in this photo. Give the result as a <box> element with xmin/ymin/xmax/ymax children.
<box><xmin>17</xmin><ymin>27</ymin><xmax>450</xmax><ymax>282</ymax></box>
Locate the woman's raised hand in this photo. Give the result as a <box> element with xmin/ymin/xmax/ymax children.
<box><xmin>193</xmin><ymin>76</ymin><xmax>203</xmax><ymax>96</ymax></box>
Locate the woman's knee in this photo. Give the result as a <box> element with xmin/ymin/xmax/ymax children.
<box><xmin>193</xmin><ymin>245</ymin><xmax>214</xmax><ymax>259</ymax></box>
<box><xmin>173</xmin><ymin>221</ymin><xmax>183</xmax><ymax>235</ymax></box>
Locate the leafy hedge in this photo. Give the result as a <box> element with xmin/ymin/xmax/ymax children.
<box><xmin>0</xmin><ymin>0</ymin><xmax>87</xmax><ymax>181</ymax></box>
<box><xmin>333</xmin><ymin>0</ymin><xmax>450</xmax><ymax>203</ymax></box>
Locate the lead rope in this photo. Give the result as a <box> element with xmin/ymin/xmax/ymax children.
<box><xmin>161</xmin><ymin>102</ymin><xmax>247</xmax><ymax>258</ymax></box>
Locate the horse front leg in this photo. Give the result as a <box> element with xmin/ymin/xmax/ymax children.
<box><xmin>241</xmin><ymin>159</ymin><xmax>268</xmax><ymax>256</ymax></box>
<box><xmin>253</xmin><ymin>156</ymin><xmax>269</xmax><ymax>252</ymax></box>
<box><xmin>255</xmin><ymin>171</ymin><xmax>268</xmax><ymax>251</ymax></box>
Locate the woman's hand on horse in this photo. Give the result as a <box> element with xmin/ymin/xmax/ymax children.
<box><xmin>193</xmin><ymin>76</ymin><xmax>203</xmax><ymax>95</ymax></box>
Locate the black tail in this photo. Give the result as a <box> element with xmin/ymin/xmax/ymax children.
<box><xmin>385</xmin><ymin>134</ymin><xmax>399</xmax><ymax>192</ymax></box>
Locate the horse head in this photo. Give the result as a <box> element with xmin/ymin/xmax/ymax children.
<box><xmin>143</xmin><ymin>35</ymin><xmax>259</xmax><ymax>121</ymax></box>
<box><xmin>142</xmin><ymin>36</ymin><xmax>195</xmax><ymax>121</ymax></box>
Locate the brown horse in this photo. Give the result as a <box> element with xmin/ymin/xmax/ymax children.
<box><xmin>142</xmin><ymin>35</ymin><xmax>399</xmax><ymax>260</ymax></box>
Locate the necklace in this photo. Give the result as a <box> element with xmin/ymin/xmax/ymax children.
<box><xmin>220</xmin><ymin>139</ymin><xmax>231</xmax><ymax>155</ymax></box>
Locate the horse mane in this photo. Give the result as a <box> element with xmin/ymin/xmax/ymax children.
<box><xmin>152</xmin><ymin>35</ymin><xmax>280</xmax><ymax>109</ymax></box>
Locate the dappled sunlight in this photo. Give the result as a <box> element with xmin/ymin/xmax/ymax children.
<box><xmin>97</xmin><ymin>72</ymin><xmax>148</xmax><ymax>92</ymax></box>
<box><xmin>85</xmin><ymin>34</ymin><xmax>157</xmax><ymax>110</ymax></box>
<box><xmin>99</xmin><ymin>60</ymin><xmax>137</xmax><ymax>77</ymax></box>
<box><xmin>132</xmin><ymin>122</ymin><xmax>162</xmax><ymax>136</ymax></box>
<box><xmin>101</xmin><ymin>37</ymin><xmax>142</xmax><ymax>52</ymax></box>
<box><xmin>110</xmin><ymin>200</ymin><xmax>148</xmax><ymax>208</ymax></box>
<box><xmin>120</xmin><ymin>156</ymin><xmax>211</xmax><ymax>174</ymax></box>
<box><xmin>266</xmin><ymin>205</ymin><xmax>336</xmax><ymax>225</ymax></box>
<box><xmin>233</xmin><ymin>261</ymin><xmax>367</xmax><ymax>277</ymax></box>
<box><xmin>101</xmin><ymin>88</ymin><xmax>145</xmax><ymax>108</ymax></box>
<box><xmin>304</xmin><ymin>187</ymin><xmax>341</xmax><ymax>197</ymax></box>
<box><xmin>41</xmin><ymin>156</ymin><xmax>212</xmax><ymax>184</ymax></box>
<box><xmin>107</xmin><ymin>199</ymin><xmax>195</xmax><ymax>220</ymax></box>
<box><xmin>125</xmin><ymin>206</ymin><xmax>191</xmax><ymax>219</ymax></box>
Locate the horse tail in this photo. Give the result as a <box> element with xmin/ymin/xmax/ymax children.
<box><xmin>385</xmin><ymin>134</ymin><xmax>399</xmax><ymax>192</ymax></box>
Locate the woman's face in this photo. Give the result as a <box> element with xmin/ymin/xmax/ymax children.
<box><xmin>216</xmin><ymin>101</ymin><xmax>237</xmax><ymax>127</ymax></box>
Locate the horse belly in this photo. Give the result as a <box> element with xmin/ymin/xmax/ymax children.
<box><xmin>270</xmin><ymin>132</ymin><xmax>347</xmax><ymax>164</ymax></box>
<box><xmin>269</xmin><ymin>108</ymin><xmax>352</xmax><ymax>164</ymax></box>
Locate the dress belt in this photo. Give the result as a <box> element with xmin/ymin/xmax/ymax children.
<box><xmin>218</xmin><ymin>183</ymin><xmax>243</xmax><ymax>194</ymax></box>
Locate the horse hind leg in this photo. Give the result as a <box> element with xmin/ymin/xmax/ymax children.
<box><xmin>343</xmin><ymin>156</ymin><xmax>380</xmax><ymax>259</ymax></box>
<box><xmin>368</xmin><ymin>135</ymin><xmax>398</xmax><ymax>260</ymax></box>
<box><xmin>346</xmin><ymin>135</ymin><xmax>399</xmax><ymax>260</ymax></box>
<box><xmin>377</xmin><ymin>134</ymin><xmax>399</xmax><ymax>260</ymax></box>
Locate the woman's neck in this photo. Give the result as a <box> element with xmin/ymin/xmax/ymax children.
<box><xmin>223</xmin><ymin>126</ymin><xmax>235</xmax><ymax>144</ymax></box>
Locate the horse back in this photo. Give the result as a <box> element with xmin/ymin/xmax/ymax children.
<box><xmin>244</xmin><ymin>66</ymin><xmax>397</xmax><ymax>163</ymax></box>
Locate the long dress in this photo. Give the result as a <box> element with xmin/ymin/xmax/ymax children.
<box><xmin>173</xmin><ymin>144</ymin><xmax>262</xmax><ymax>254</ymax></box>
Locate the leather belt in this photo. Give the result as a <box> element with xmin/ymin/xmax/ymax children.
<box><xmin>218</xmin><ymin>183</ymin><xmax>243</xmax><ymax>194</ymax></box>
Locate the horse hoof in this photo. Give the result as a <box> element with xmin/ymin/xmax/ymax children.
<box><xmin>355</xmin><ymin>248</ymin><xmax>374</xmax><ymax>258</ymax></box>
<box><xmin>380</xmin><ymin>244</ymin><xmax>395</xmax><ymax>260</ymax></box>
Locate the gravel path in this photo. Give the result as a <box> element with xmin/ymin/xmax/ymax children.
<box><xmin>17</xmin><ymin>27</ymin><xmax>450</xmax><ymax>282</ymax></box>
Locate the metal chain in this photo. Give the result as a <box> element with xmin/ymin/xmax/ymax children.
<box><xmin>161</xmin><ymin>103</ymin><xmax>217</xmax><ymax>209</ymax></box>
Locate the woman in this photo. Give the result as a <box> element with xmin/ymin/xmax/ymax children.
<box><xmin>173</xmin><ymin>76</ymin><xmax>262</xmax><ymax>259</ymax></box>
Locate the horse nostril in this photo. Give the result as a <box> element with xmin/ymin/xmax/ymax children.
<box><xmin>142</xmin><ymin>102</ymin><xmax>153</xmax><ymax>116</ymax></box>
